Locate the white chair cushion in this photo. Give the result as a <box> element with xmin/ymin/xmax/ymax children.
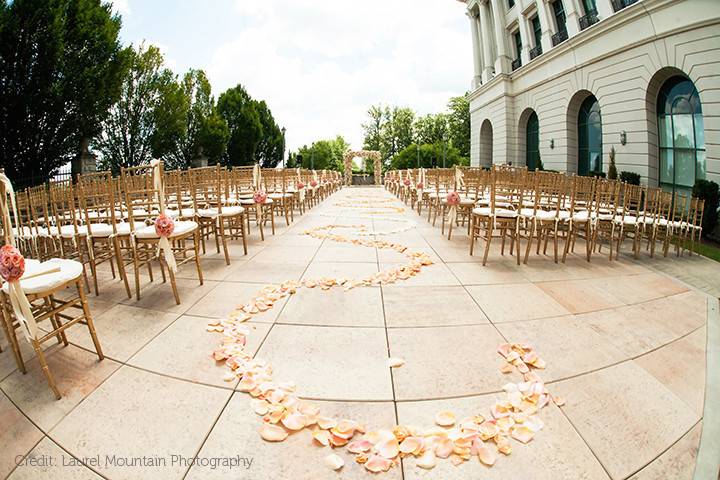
<box><xmin>167</xmin><ymin>208</ymin><xmax>195</xmax><ymax>219</ymax></box>
<box><xmin>520</xmin><ymin>208</ymin><xmax>557</xmax><ymax>220</ymax></box>
<box><xmin>572</xmin><ymin>210</ymin><xmax>590</xmax><ymax>222</ymax></box>
<box><xmin>473</xmin><ymin>207</ymin><xmax>517</xmax><ymax>218</ymax></box>
<box><xmin>615</xmin><ymin>215</ymin><xmax>638</xmax><ymax>225</ymax></box>
<box><xmin>2</xmin><ymin>258</ymin><xmax>83</xmax><ymax>295</ymax></box>
<box><xmin>12</xmin><ymin>226</ymin><xmax>35</xmax><ymax>239</ymax></box>
<box><xmin>59</xmin><ymin>225</ymin><xmax>88</xmax><ymax>238</ymax></box>
<box><xmin>239</xmin><ymin>198</ymin><xmax>274</xmax><ymax>205</ymax></box>
<box><xmin>86</xmin><ymin>223</ymin><xmax>113</xmax><ymax>237</ymax></box>
<box><xmin>135</xmin><ymin>220</ymin><xmax>198</xmax><ymax>239</ymax></box>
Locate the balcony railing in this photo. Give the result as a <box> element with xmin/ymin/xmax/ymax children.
<box><xmin>551</xmin><ymin>28</ymin><xmax>568</xmax><ymax>46</ymax></box>
<box><xmin>611</xmin><ymin>0</ymin><xmax>639</xmax><ymax>12</ymax></box>
<box><xmin>579</xmin><ymin>9</ymin><xmax>599</xmax><ymax>30</ymax></box>
<box><xmin>529</xmin><ymin>45</ymin><xmax>542</xmax><ymax>60</ymax></box>
<box><xmin>511</xmin><ymin>57</ymin><xmax>522</xmax><ymax>71</ymax></box>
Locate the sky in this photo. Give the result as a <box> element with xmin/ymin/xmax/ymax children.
<box><xmin>112</xmin><ymin>0</ymin><xmax>472</xmax><ymax>154</ymax></box>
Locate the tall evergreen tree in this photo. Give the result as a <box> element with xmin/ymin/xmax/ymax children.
<box><xmin>0</xmin><ymin>0</ymin><xmax>128</xmax><ymax>186</ymax></box>
<box><xmin>217</xmin><ymin>84</ymin><xmax>262</xmax><ymax>166</ymax></box>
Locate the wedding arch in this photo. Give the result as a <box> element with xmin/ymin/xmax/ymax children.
<box><xmin>343</xmin><ymin>150</ymin><xmax>382</xmax><ymax>186</ymax></box>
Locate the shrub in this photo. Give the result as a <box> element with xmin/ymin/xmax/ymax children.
<box><xmin>608</xmin><ymin>147</ymin><xmax>618</xmax><ymax>180</ymax></box>
<box><xmin>537</xmin><ymin>156</ymin><xmax>545</xmax><ymax>171</ymax></box>
<box><xmin>589</xmin><ymin>170</ymin><xmax>606</xmax><ymax>178</ymax></box>
<box><xmin>693</xmin><ymin>179</ymin><xmax>719</xmax><ymax>237</ymax></box>
<box><xmin>620</xmin><ymin>171</ymin><xmax>641</xmax><ymax>185</ymax></box>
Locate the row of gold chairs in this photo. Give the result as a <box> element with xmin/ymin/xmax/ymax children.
<box><xmin>0</xmin><ymin>164</ymin><xmax>342</xmax><ymax>398</ymax></box>
<box><xmin>386</xmin><ymin>166</ymin><xmax>705</xmax><ymax>266</ymax></box>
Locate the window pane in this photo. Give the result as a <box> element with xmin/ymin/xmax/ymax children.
<box><xmin>659</xmin><ymin>149</ymin><xmax>673</xmax><ymax>184</ymax></box>
<box><xmin>694</xmin><ymin>113</ymin><xmax>705</xmax><ymax>148</ymax></box>
<box><xmin>675</xmin><ymin>149</ymin><xmax>695</xmax><ymax>187</ymax></box>
<box><xmin>696</xmin><ymin>150</ymin><xmax>706</xmax><ymax>180</ymax></box>
<box><xmin>673</xmin><ymin>114</ymin><xmax>694</xmax><ymax>148</ymax></box>
<box><xmin>658</xmin><ymin>116</ymin><xmax>672</xmax><ymax>148</ymax></box>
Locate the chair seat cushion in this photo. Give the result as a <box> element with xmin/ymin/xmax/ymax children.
<box><xmin>12</xmin><ymin>226</ymin><xmax>35</xmax><ymax>239</ymax></box>
<box><xmin>197</xmin><ymin>206</ymin><xmax>245</xmax><ymax>217</ymax></box>
<box><xmin>2</xmin><ymin>258</ymin><xmax>83</xmax><ymax>295</ymax></box>
<box><xmin>167</xmin><ymin>208</ymin><xmax>196</xmax><ymax>219</ymax></box>
<box><xmin>614</xmin><ymin>215</ymin><xmax>638</xmax><ymax>225</ymax></box>
<box><xmin>135</xmin><ymin>220</ymin><xmax>198</xmax><ymax>239</ymax></box>
<box><xmin>473</xmin><ymin>207</ymin><xmax>517</xmax><ymax>218</ymax></box>
<box><xmin>520</xmin><ymin>208</ymin><xmax>557</xmax><ymax>220</ymax></box>
<box><xmin>239</xmin><ymin>198</ymin><xmax>274</xmax><ymax>205</ymax></box>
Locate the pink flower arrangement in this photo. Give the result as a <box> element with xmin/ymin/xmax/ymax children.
<box><xmin>446</xmin><ymin>191</ymin><xmax>461</xmax><ymax>206</ymax></box>
<box><xmin>310</xmin><ymin>180</ymin><xmax>318</xmax><ymax>188</ymax></box>
<box><xmin>416</xmin><ymin>182</ymin><xmax>424</xmax><ymax>190</ymax></box>
<box><xmin>403</xmin><ymin>179</ymin><xmax>411</xmax><ymax>187</ymax></box>
<box><xmin>253</xmin><ymin>190</ymin><xmax>268</xmax><ymax>204</ymax></box>
<box><xmin>0</xmin><ymin>244</ymin><xmax>25</xmax><ymax>282</ymax></box>
<box><xmin>154</xmin><ymin>214</ymin><xmax>175</xmax><ymax>238</ymax></box>
<box><xmin>296</xmin><ymin>182</ymin><xmax>305</xmax><ymax>190</ymax></box>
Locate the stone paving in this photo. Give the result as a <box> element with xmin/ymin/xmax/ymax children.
<box><xmin>0</xmin><ymin>186</ymin><xmax>713</xmax><ymax>480</ymax></box>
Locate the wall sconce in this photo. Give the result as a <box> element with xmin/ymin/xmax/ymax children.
<box><xmin>550</xmin><ymin>139</ymin><xmax>555</xmax><ymax>149</ymax></box>
<box><xmin>620</xmin><ymin>131</ymin><xmax>627</xmax><ymax>145</ymax></box>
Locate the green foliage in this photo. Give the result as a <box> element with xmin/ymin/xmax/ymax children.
<box><xmin>414</xmin><ymin>114</ymin><xmax>448</xmax><ymax>145</ymax></box>
<box><xmin>537</xmin><ymin>156</ymin><xmax>545</xmax><ymax>171</ymax></box>
<box><xmin>619</xmin><ymin>171</ymin><xmax>641</xmax><ymax>185</ymax></box>
<box><xmin>199</xmin><ymin>113</ymin><xmax>230</xmax><ymax>164</ymax></box>
<box><xmin>254</xmin><ymin>100</ymin><xmax>284</xmax><ymax>168</ymax></box>
<box><xmin>95</xmin><ymin>43</ymin><xmax>179</xmax><ymax>174</ymax></box>
<box><xmin>361</xmin><ymin>105</ymin><xmax>414</xmax><ymax>165</ymax></box>
<box><xmin>608</xmin><ymin>146</ymin><xmax>618</xmax><ymax>180</ymax></box>
<box><xmin>693</xmin><ymin>179</ymin><xmax>719</xmax><ymax>237</ymax></box>
<box><xmin>446</xmin><ymin>94</ymin><xmax>470</xmax><ymax>159</ymax></box>
<box><xmin>588</xmin><ymin>170</ymin><xmax>606</xmax><ymax>178</ymax></box>
<box><xmin>0</xmin><ymin>0</ymin><xmax>127</xmax><ymax>186</ymax></box>
<box><xmin>296</xmin><ymin>136</ymin><xmax>349</xmax><ymax>171</ymax></box>
<box><xmin>390</xmin><ymin>143</ymin><xmax>467</xmax><ymax>170</ymax></box>
<box><xmin>217</xmin><ymin>84</ymin><xmax>263</xmax><ymax>166</ymax></box>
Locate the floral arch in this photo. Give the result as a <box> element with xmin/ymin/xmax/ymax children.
<box><xmin>343</xmin><ymin>150</ymin><xmax>382</xmax><ymax>186</ymax></box>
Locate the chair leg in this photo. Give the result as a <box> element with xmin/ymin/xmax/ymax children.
<box><xmin>524</xmin><ymin>220</ymin><xmax>536</xmax><ymax>264</ymax></box>
<box><xmin>219</xmin><ymin>219</ymin><xmax>230</xmax><ymax>266</ymax></box>
<box><xmin>194</xmin><ymin>230</ymin><xmax>204</xmax><ymax>285</ymax></box>
<box><xmin>482</xmin><ymin>222</ymin><xmax>494</xmax><ymax>266</ymax></box>
<box><xmin>78</xmin><ymin>279</ymin><xmax>104</xmax><ymax>361</ymax></box>
<box><xmin>34</xmin><ymin>340</ymin><xmax>61</xmax><ymax>400</ymax></box>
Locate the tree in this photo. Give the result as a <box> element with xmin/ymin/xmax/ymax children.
<box><xmin>414</xmin><ymin>114</ymin><xmax>448</xmax><ymax>146</ymax></box>
<box><xmin>447</xmin><ymin>94</ymin><xmax>470</xmax><ymax>158</ymax></box>
<box><xmin>95</xmin><ymin>43</ymin><xmax>181</xmax><ymax>174</ymax></box>
<box><xmin>361</xmin><ymin>105</ymin><xmax>415</xmax><ymax>167</ymax></box>
<box><xmin>157</xmin><ymin>69</ymin><xmax>229</xmax><ymax>169</ymax></box>
<box><xmin>607</xmin><ymin>146</ymin><xmax>618</xmax><ymax>180</ymax></box>
<box><xmin>362</xmin><ymin>105</ymin><xmax>384</xmax><ymax>152</ymax></box>
<box><xmin>297</xmin><ymin>136</ymin><xmax>349</xmax><ymax>171</ymax></box>
<box><xmin>390</xmin><ymin>143</ymin><xmax>467</xmax><ymax>170</ymax></box>
<box><xmin>217</xmin><ymin>84</ymin><xmax>262</xmax><ymax>166</ymax></box>
<box><xmin>254</xmin><ymin>100</ymin><xmax>284</xmax><ymax>167</ymax></box>
<box><xmin>0</xmin><ymin>0</ymin><xmax>128</xmax><ymax>186</ymax></box>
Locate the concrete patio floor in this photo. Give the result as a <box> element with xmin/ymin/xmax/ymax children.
<box><xmin>0</xmin><ymin>186</ymin><xmax>714</xmax><ymax>480</ymax></box>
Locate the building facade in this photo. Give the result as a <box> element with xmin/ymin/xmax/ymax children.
<box><xmin>464</xmin><ymin>0</ymin><xmax>720</xmax><ymax>194</ymax></box>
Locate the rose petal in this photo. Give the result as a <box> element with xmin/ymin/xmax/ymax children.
<box><xmin>312</xmin><ymin>429</ymin><xmax>330</xmax><ymax>447</ymax></box>
<box><xmin>415</xmin><ymin>450</ymin><xmax>437</xmax><ymax>469</ymax></box>
<box><xmin>399</xmin><ymin>436</ymin><xmax>423</xmax><ymax>455</ymax></box>
<box><xmin>511</xmin><ymin>425</ymin><xmax>535</xmax><ymax>444</ymax></box>
<box><xmin>435</xmin><ymin>410</ymin><xmax>456</xmax><ymax>427</ymax></box>
<box><xmin>260</xmin><ymin>423</ymin><xmax>288</xmax><ymax>442</ymax></box>
<box><xmin>325</xmin><ymin>454</ymin><xmax>344</xmax><ymax>471</ymax></box>
<box><xmin>347</xmin><ymin>439</ymin><xmax>372</xmax><ymax>454</ymax></box>
<box><xmin>252</xmin><ymin>399</ymin><xmax>269</xmax><ymax>415</ymax></box>
<box><xmin>387</xmin><ymin>357</ymin><xmax>405</xmax><ymax>368</ymax></box>
<box><xmin>281</xmin><ymin>412</ymin><xmax>306</xmax><ymax>431</ymax></box>
<box><xmin>364</xmin><ymin>454</ymin><xmax>393</xmax><ymax>473</ymax></box>
<box><xmin>376</xmin><ymin>437</ymin><xmax>400</xmax><ymax>459</ymax></box>
<box><xmin>477</xmin><ymin>446</ymin><xmax>496</xmax><ymax>466</ymax></box>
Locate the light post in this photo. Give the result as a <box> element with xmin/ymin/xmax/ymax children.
<box><xmin>281</xmin><ymin>127</ymin><xmax>286</xmax><ymax>168</ymax></box>
<box><xmin>416</xmin><ymin>143</ymin><xmax>420</xmax><ymax>168</ymax></box>
<box><xmin>443</xmin><ymin>139</ymin><xmax>447</xmax><ymax>168</ymax></box>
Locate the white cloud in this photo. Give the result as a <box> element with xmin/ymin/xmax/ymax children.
<box><xmin>206</xmin><ymin>0</ymin><xmax>471</xmax><ymax>152</ymax></box>
<box><xmin>111</xmin><ymin>0</ymin><xmax>131</xmax><ymax>16</ymax></box>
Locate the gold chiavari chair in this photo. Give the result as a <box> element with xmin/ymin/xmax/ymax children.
<box><xmin>121</xmin><ymin>162</ymin><xmax>203</xmax><ymax>304</ymax></box>
<box><xmin>521</xmin><ymin>172</ymin><xmax>566</xmax><ymax>264</ymax></box>
<box><xmin>649</xmin><ymin>190</ymin><xmax>674</xmax><ymax>258</ymax></box>
<box><xmin>27</xmin><ymin>186</ymin><xmax>58</xmax><ymax>261</ymax></box>
<box><xmin>685</xmin><ymin>197</ymin><xmax>705</xmax><ymax>255</ymax></box>
<box><xmin>562</xmin><ymin>175</ymin><xmax>595</xmax><ymax>263</ymax></box>
<box><xmin>76</xmin><ymin>171</ymin><xmax>131</xmax><ymax>297</ymax></box>
<box><xmin>469</xmin><ymin>166</ymin><xmax>525</xmax><ymax>265</ymax></box>
<box><xmin>265</xmin><ymin>168</ymin><xmax>294</xmax><ymax>226</ymax></box>
<box><xmin>614</xmin><ymin>182</ymin><xmax>644</xmax><ymax>258</ymax></box>
<box><xmin>667</xmin><ymin>192</ymin><xmax>689</xmax><ymax>257</ymax></box>
<box><xmin>589</xmin><ymin>179</ymin><xmax>622</xmax><ymax>261</ymax></box>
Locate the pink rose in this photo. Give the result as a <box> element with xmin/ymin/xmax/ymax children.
<box><xmin>310</xmin><ymin>180</ymin><xmax>318</xmax><ymax>188</ymax></box>
<box><xmin>0</xmin><ymin>245</ymin><xmax>24</xmax><ymax>282</ymax></box>
<box><xmin>296</xmin><ymin>182</ymin><xmax>305</xmax><ymax>190</ymax></box>
<box><xmin>253</xmin><ymin>190</ymin><xmax>268</xmax><ymax>204</ymax></box>
<box><xmin>403</xmin><ymin>179</ymin><xmax>411</xmax><ymax>186</ymax></box>
<box><xmin>154</xmin><ymin>214</ymin><xmax>175</xmax><ymax>238</ymax></box>
<box><xmin>446</xmin><ymin>191</ymin><xmax>461</xmax><ymax>207</ymax></box>
<box><xmin>416</xmin><ymin>182</ymin><xmax>424</xmax><ymax>190</ymax></box>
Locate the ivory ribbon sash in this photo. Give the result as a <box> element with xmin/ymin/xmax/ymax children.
<box><xmin>150</xmin><ymin>160</ymin><xmax>178</xmax><ymax>272</ymax></box>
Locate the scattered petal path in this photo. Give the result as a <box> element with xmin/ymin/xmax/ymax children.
<box><xmin>208</xmin><ymin>202</ymin><xmax>563</xmax><ymax>474</ymax></box>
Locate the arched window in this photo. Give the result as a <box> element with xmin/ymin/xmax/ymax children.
<box><xmin>578</xmin><ymin>95</ymin><xmax>602</xmax><ymax>176</ymax></box>
<box><xmin>526</xmin><ymin>112</ymin><xmax>540</xmax><ymax>170</ymax></box>
<box><xmin>657</xmin><ymin>76</ymin><xmax>705</xmax><ymax>195</ymax></box>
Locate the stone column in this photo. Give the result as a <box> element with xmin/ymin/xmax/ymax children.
<box><xmin>468</xmin><ymin>11</ymin><xmax>483</xmax><ymax>89</ymax></box>
<box><xmin>490</xmin><ymin>0</ymin><xmax>511</xmax><ymax>74</ymax></box>
<box><xmin>478</xmin><ymin>1</ymin><xmax>495</xmax><ymax>82</ymax></box>
<box><xmin>563</xmin><ymin>0</ymin><xmax>581</xmax><ymax>36</ymax></box>
<box><xmin>535</xmin><ymin>0</ymin><xmax>553</xmax><ymax>53</ymax></box>
<box><xmin>516</xmin><ymin>8</ymin><xmax>531</xmax><ymax>65</ymax></box>
<box><xmin>595</xmin><ymin>0</ymin><xmax>614</xmax><ymax>20</ymax></box>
